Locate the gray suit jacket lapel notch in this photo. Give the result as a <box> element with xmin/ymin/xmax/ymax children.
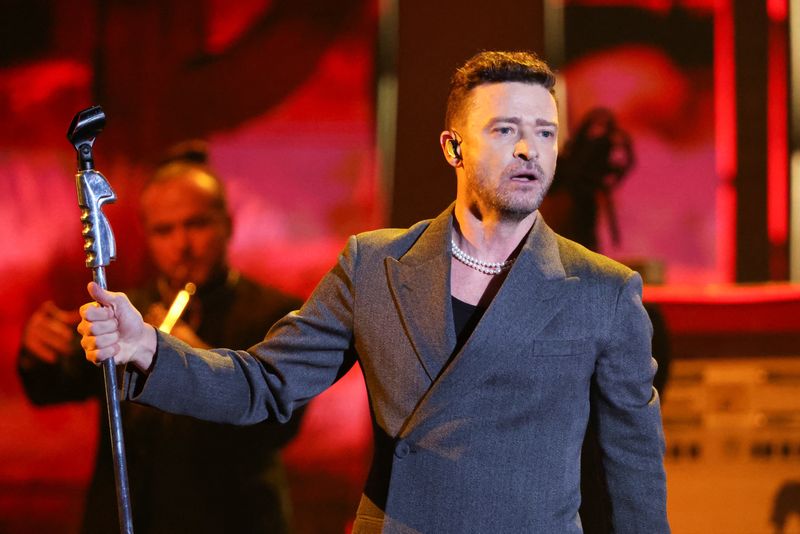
<box><xmin>479</xmin><ymin>213</ymin><xmax>581</xmax><ymax>341</ymax></box>
<box><xmin>386</xmin><ymin>206</ymin><xmax>457</xmax><ymax>381</ymax></box>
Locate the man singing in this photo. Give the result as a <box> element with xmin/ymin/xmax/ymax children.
<box><xmin>78</xmin><ymin>51</ymin><xmax>669</xmax><ymax>533</ymax></box>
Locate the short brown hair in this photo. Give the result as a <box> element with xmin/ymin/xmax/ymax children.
<box><xmin>445</xmin><ymin>50</ymin><xmax>556</xmax><ymax>129</ymax></box>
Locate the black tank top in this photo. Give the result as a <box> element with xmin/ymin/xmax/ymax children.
<box><xmin>451</xmin><ymin>296</ymin><xmax>487</xmax><ymax>354</ymax></box>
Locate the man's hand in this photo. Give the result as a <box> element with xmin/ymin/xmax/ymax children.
<box><xmin>78</xmin><ymin>282</ymin><xmax>157</xmax><ymax>372</ymax></box>
<box><xmin>21</xmin><ymin>301</ymin><xmax>81</xmax><ymax>364</ymax></box>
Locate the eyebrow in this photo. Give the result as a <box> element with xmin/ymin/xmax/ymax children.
<box><xmin>488</xmin><ymin>117</ymin><xmax>558</xmax><ymax>128</ymax></box>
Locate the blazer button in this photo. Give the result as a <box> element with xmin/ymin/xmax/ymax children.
<box><xmin>394</xmin><ymin>440</ymin><xmax>411</xmax><ymax>458</ymax></box>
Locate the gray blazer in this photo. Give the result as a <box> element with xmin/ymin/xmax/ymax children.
<box><xmin>126</xmin><ymin>205</ymin><xmax>669</xmax><ymax>533</ymax></box>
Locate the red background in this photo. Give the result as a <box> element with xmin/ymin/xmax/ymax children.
<box><xmin>0</xmin><ymin>1</ymin><xmax>379</xmax><ymax>532</ymax></box>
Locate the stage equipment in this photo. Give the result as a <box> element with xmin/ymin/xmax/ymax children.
<box><xmin>67</xmin><ymin>106</ymin><xmax>134</xmax><ymax>534</ymax></box>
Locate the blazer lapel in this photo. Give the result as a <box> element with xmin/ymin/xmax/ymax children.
<box><xmin>488</xmin><ymin>214</ymin><xmax>580</xmax><ymax>338</ymax></box>
<box><xmin>386</xmin><ymin>206</ymin><xmax>457</xmax><ymax>381</ymax></box>
<box><xmin>398</xmin><ymin>214</ymin><xmax>581</xmax><ymax>435</ymax></box>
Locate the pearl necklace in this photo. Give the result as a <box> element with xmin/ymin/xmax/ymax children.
<box><xmin>450</xmin><ymin>239</ymin><xmax>514</xmax><ymax>275</ymax></box>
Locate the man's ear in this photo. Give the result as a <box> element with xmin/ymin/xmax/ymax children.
<box><xmin>439</xmin><ymin>131</ymin><xmax>462</xmax><ymax>167</ymax></box>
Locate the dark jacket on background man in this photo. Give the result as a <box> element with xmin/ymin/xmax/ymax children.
<box><xmin>19</xmin><ymin>272</ymin><xmax>302</xmax><ymax>534</ymax></box>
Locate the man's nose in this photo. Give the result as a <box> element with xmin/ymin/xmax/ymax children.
<box><xmin>171</xmin><ymin>227</ymin><xmax>190</xmax><ymax>252</ymax></box>
<box><xmin>514</xmin><ymin>138</ymin><xmax>535</xmax><ymax>161</ymax></box>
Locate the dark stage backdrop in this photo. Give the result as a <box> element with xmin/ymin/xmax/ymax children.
<box><xmin>0</xmin><ymin>1</ymin><xmax>379</xmax><ymax>532</ymax></box>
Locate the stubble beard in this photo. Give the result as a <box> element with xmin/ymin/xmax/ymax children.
<box><xmin>465</xmin><ymin>163</ymin><xmax>553</xmax><ymax>223</ymax></box>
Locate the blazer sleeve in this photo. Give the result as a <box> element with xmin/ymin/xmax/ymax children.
<box><xmin>594</xmin><ymin>271</ymin><xmax>670</xmax><ymax>533</ymax></box>
<box><xmin>123</xmin><ymin>235</ymin><xmax>360</xmax><ymax>426</ymax></box>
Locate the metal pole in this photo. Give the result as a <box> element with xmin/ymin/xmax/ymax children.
<box><xmin>68</xmin><ymin>106</ymin><xmax>134</xmax><ymax>534</ymax></box>
<box><xmin>94</xmin><ymin>267</ymin><xmax>134</xmax><ymax>534</ymax></box>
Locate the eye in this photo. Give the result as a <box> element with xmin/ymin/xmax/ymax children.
<box><xmin>149</xmin><ymin>224</ymin><xmax>173</xmax><ymax>236</ymax></box>
<box><xmin>493</xmin><ymin>125</ymin><xmax>515</xmax><ymax>136</ymax></box>
<box><xmin>185</xmin><ymin>216</ymin><xmax>213</xmax><ymax>229</ymax></box>
<box><xmin>538</xmin><ymin>130</ymin><xmax>556</xmax><ymax>139</ymax></box>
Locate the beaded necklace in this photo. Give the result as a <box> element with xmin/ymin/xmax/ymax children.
<box><xmin>450</xmin><ymin>239</ymin><xmax>514</xmax><ymax>275</ymax></box>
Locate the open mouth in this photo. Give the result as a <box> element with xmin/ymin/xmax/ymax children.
<box><xmin>510</xmin><ymin>173</ymin><xmax>538</xmax><ymax>182</ymax></box>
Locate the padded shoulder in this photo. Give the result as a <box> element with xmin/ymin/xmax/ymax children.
<box><xmin>555</xmin><ymin>234</ymin><xmax>634</xmax><ymax>284</ymax></box>
<box><xmin>353</xmin><ymin>219</ymin><xmax>433</xmax><ymax>260</ymax></box>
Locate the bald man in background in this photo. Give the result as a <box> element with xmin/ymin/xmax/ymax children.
<box><xmin>18</xmin><ymin>146</ymin><xmax>303</xmax><ymax>533</ymax></box>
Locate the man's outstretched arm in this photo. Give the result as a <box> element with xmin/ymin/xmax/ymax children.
<box><xmin>77</xmin><ymin>236</ymin><xmax>361</xmax><ymax>426</ymax></box>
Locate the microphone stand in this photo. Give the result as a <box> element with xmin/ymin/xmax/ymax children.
<box><xmin>67</xmin><ymin>106</ymin><xmax>134</xmax><ymax>534</ymax></box>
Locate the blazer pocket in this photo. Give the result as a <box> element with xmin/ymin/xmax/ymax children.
<box><xmin>533</xmin><ymin>338</ymin><xmax>594</xmax><ymax>357</ymax></box>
